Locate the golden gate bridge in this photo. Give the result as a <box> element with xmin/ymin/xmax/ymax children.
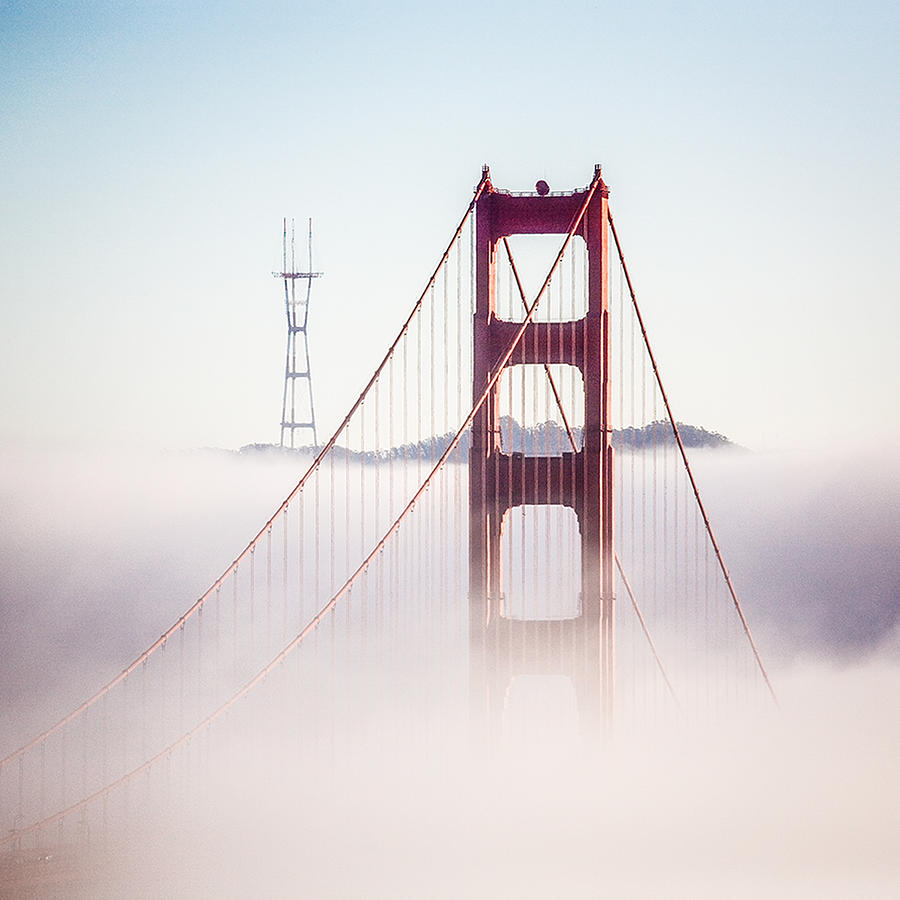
<box><xmin>0</xmin><ymin>166</ymin><xmax>775</xmax><ymax>894</ymax></box>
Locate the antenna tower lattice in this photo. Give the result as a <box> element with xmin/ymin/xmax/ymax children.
<box><xmin>274</xmin><ymin>218</ymin><xmax>322</xmax><ymax>448</ymax></box>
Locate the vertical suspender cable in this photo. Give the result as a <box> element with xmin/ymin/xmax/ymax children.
<box><xmin>607</xmin><ymin>211</ymin><xmax>777</xmax><ymax>705</ymax></box>
<box><xmin>503</xmin><ymin>230</ymin><xmax>676</xmax><ymax>704</ymax></box>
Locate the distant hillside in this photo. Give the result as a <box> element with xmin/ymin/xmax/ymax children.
<box><xmin>382</xmin><ymin>418</ymin><xmax>735</xmax><ymax>462</ymax></box>
<box><xmin>239</xmin><ymin>418</ymin><xmax>739</xmax><ymax>460</ymax></box>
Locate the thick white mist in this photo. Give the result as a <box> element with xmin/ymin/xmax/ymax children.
<box><xmin>58</xmin><ymin>658</ymin><xmax>899</xmax><ymax>900</ymax></box>
<box><xmin>1</xmin><ymin>443</ymin><xmax>898</xmax><ymax>897</ymax></box>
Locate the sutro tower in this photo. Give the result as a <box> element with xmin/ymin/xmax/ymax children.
<box><xmin>274</xmin><ymin>218</ymin><xmax>322</xmax><ymax>448</ymax></box>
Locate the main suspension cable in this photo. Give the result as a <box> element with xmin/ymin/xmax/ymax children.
<box><xmin>1</xmin><ymin>168</ymin><xmax>602</xmax><ymax>848</ymax></box>
<box><xmin>0</xmin><ymin>171</ymin><xmax>492</xmax><ymax>773</ymax></box>
<box><xmin>607</xmin><ymin>210</ymin><xmax>777</xmax><ymax>705</ymax></box>
<box><xmin>502</xmin><ymin>234</ymin><xmax>677</xmax><ymax>702</ymax></box>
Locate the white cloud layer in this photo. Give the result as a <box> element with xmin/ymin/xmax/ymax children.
<box><xmin>1</xmin><ymin>444</ymin><xmax>898</xmax><ymax>896</ymax></box>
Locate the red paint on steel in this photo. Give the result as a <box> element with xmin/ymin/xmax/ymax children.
<box><xmin>468</xmin><ymin>167</ymin><xmax>613</xmax><ymax>738</ymax></box>
<box><xmin>503</xmin><ymin>234</ymin><xmax>677</xmax><ymax>708</ymax></box>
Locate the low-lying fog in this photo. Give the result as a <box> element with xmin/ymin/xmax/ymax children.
<box><xmin>1</xmin><ymin>441</ymin><xmax>898</xmax><ymax>897</ymax></box>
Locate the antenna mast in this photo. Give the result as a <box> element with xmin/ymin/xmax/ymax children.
<box><xmin>274</xmin><ymin>217</ymin><xmax>322</xmax><ymax>448</ymax></box>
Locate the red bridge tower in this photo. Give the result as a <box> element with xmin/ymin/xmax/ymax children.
<box><xmin>468</xmin><ymin>166</ymin><xmax>614</xmax><ymax>739</ymax></box>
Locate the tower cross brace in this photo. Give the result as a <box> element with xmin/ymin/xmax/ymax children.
<box><xmin>468</xmin><ymin>167</ymin><xmax>615</xmax><ymax>740</ymax></box>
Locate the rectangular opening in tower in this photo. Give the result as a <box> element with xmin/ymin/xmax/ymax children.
<box><xmin>501</xmin><ymin>505</ymin><xmax>581</xmax><ymax>621</ymax></box>
<box><xmin>494</xmin><ymin>233</ymin><xmax>587</xmax><ymax>323</ymax></box>
<box><xmin>499</xmin><ymin>364</ymin><xmax>585</xmax><ymax>454</ymax></box>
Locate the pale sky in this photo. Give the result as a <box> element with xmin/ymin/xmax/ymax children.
<box><xmin>2</xmin><ymin>0</ymin><xmax>898</xmax><ymax>453</ymax></box>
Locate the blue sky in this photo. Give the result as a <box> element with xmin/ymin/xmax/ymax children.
<box><xmin>2</xmin><ymin>0</ymin><xmax>898</xmax><ymax>452</ymax></box>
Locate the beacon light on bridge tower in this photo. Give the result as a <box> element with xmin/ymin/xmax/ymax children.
<box><xmin>468</xmin><ymin>165</ymin><xmax>615</xmax><ymax>740</ymax></box>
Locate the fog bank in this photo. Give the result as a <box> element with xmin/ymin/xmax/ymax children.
<box><xmin>2</xmin><ymin>442</ymin><xmax>898</xmax><ymax>896</ymax></box>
